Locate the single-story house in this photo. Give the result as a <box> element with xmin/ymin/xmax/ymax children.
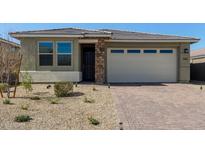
<box><xmin>9</xmin><ymin>28</ymin><xmax>199</xmax><ymax>83</ymax></box>
<box><xmin>0</xmin><ymin>37</ymin><xmax>21</xmax><ymax>52</ymax></box>
<box><xmin>191</xmin><ymin>48</ymin><xmax>205</xmax><ymax>63</ymax></box>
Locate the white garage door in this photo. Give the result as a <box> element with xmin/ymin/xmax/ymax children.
<box><xmin>107</xmin><ymin>48</ymin><xmax>177</xmax><ymax>83</ymax></box>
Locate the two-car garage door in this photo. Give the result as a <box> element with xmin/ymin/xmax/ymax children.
<box><xmin>107</xmin><ymin>48</ymin><xmax>177</xmax><ymax>83</ymax></box>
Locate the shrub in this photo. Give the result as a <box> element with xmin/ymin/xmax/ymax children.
<box><xmin>21</xmin><ymin>72</ymin><xmax>33</xmax><ymax>93</ymax></box>
<box><xmin>83</xmin><ymin>96</ymin><xmax>95</xmax><ymax>103</ymax></box>
<box><xmin>15</xmin><ymin>115</ymin><xmax>32</xmax><ymax>122</ymax></box>
<box><xmin>92</xmin><ymin>86</ymin><xmax>97</xmax><ymax>91</ymax></box>
<box><xmin>3</xmin><ymin>99</ymin><xmax>11</xmax><ymax>105</ymax></box>
<box><xmin>30</xmin><ymin>96</ymin><xmax>40</xmax><ymax>100</ymax></box>
<box><xmin>0</xmin><ymin>83</ymin><xmax>9</xmax><ymax>91</ymax></box>
<box><xmin>54</xmin><ymin>81</ymin><xmax>73</xmax><ymax>97</ymax></box>
<box><xmin>21</xmin><ymin>104</ymin><xmax>29</xmax><ymax>110</ymax></box>
<box><xmin>88</xmin><ymin>117</ymin><xmax>100</xmax><ymax>125</ymax></box>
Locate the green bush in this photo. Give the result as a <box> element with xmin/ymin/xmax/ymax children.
<box><xmin>54</xmin><ymin>81</ymin><xmax>73</xmax><ymax>97</ymax></box>
<box><xmin>3</xmin><ymin>99</ymin><xmax>11</xmax><ymax>105</ymax></box>
<box><xmin>88</xmin><ymin>117</ymin><xmax>100</xmax><ymax>125</ymax></box>
<box><xmin>15</xmin><ymin>115</ymin><xmax>32</xmax><ymax>122</ymax></box>
<box><xmin>30</xmin><ymin>96</ymin><xmax>40</xmax><ymax>100</ymax></box>
<box><xmin>21</xmin><ymin>72</ymin><xmax>33</xmax><ymax>93</ymax></box>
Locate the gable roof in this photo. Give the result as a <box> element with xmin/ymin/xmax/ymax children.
<box><xmin>0</xmin><ymin>37</ymin><xmax>21</xmax><ymax>47</ymax></box>
<box><xmin>191</xmin><ymin>48</ymin><xmax>205</xmax><ymax>58</ymax></box>
<box><xmin>10</xmin><ymin>27</ymin><xmax>199</xmax><ymax>43</ymax></box>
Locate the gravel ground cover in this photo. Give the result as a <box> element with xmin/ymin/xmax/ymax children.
<box><xmin>0</xmin><ymin>84</ymin><xmax>118</xmax><ymax>130</ymax></box>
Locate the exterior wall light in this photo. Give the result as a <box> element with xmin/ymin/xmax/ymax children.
<box><xmin>184</xmin><ymin>48</ymin><xmax>189</xmax><ymax>53</ymax></box>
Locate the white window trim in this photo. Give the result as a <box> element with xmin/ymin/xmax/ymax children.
<box><xmin>56</xmin><ymin>41</ymin><xmax>73</xmax><ymax>66</ymax></box>
<box><xmin>38</xmin><ymin>41</ymin><xmax>54</xmax><ymax>66</ymax></box>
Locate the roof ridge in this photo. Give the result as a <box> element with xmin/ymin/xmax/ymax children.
<box><xmin>71</xmin><ymin>27</ymin><xmax>112</xmax><ymax>34</ymax></box>
<box><xmin>101</xmin><ymin>28</ymin><xmax>200</xmax><ymax>40</ymax></box>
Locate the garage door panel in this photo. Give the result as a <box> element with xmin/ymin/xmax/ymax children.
<box><xmin>107</xmin><ymin>48</ymin><xmax>177</xmax><ymax>83</ymax></box>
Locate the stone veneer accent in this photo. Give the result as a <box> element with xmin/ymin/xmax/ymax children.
<box><xmin>95</xmin><ymin>38</ymin><xmax>106</xmax><ymax>83</ymax></box>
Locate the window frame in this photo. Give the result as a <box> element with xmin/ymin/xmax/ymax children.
<box><xmin>111</xmin><ymin>49</ymin><xmax>124</xmax><ymax>54</ymax></box>
<box><xmin>143</xmin><ymin>49</ymin><xmax>158</xmax><ymax>54</ymax></box>
<box><xmin>56</xmin><ymin>41</ymin><xmax>73</xmax><ymax>66</ymax></box>
<box><xmin>127</xmin><ymin>49</ymin><xmax>141</xmax><ymax>54</ymax></box>
<box><xmin>159</xmin><ymin>49</ymin><xmax>174</xmax><ymax>54</ymax></box>
<box><xmin>38</xmin><ymin>41</ymin><xmax>54</xmax><ymax>66</ymax></box>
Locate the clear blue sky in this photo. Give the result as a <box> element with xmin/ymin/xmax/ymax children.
<box><xmin>0</xmin><ymin>23</ymin><xmax>204</xmax><ymax>50</ymax></box>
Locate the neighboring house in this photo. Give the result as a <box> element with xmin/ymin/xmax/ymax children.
<box><xmin>190</xmin><ymin>48</ymin><xmax>205</xmax><ymax>63</ymax></box>
<box><xmin>10</xmin><ymin>28</ymin><xmax>199</xmax><ymax>83</ymax></box>
<box><xmin>190</xmin><ymin>48</ymin><xmax>205</xmax><ymax>81</ymax></box>
<box><xmin>0</xmin><ymin>37</ymin><xmax>21</xmax><ymax>52</ymax></box>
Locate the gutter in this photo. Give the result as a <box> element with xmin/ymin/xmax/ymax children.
<box><xmin>105</xmin><ymin>39</ymin><xmax>200</xmax><ymax>43</ymax></box>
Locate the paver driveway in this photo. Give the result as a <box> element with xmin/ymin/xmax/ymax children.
<box><xmin>111</xmin><ymin>83</ymin><xmax>205</xmax><ymax>129</ymax></box>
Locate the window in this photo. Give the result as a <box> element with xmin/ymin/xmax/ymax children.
<box><xmin>111</xmin><ymin>50</ymin><xmax>124</xmax><ymax>53</ymax></box>
<box><xmin>39</xmin><ymin>42</ymin><xmax>53</xmax><ymax>66</ymax></box>
<box><xmin>57</xmin><ymin>42</ymin><xmax>72</xmax><ymax>66</ymax></box>
<box><xmin>143</xmin><ymin>49</ymin><xmax>157</xmax><ymax>53</ymax></box>
<box><xmin>127</xmin><ymin>50</ymin><xmax>141</xmax><ymax>53</ymax></box>
<box><xmin>160</xmin><ymin>49</ymin><xmax>173</xmax><ymax>53</ymax></box>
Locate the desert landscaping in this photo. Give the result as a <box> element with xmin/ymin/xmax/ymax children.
<box><xmin>0</xmin><ymin>84</ymin><xmax>119</xmax><ymax>130</ymax></box>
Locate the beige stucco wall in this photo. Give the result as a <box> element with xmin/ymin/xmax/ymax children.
<box><xmin>19</xmin><ymin>37</ymin><xmax>81</xmax><ymax>71</ymax></box>
<box><xmin>105</xmin><ymin>42</ymin><xmax>191</xmax><ymax>82</ymax></box>
<box><xmin>18</xmin><ymin>38</ymin><xmax>191</xmax><ymax>83</ymax></box>
<box><xmin>20</xmin><ymin>38</ymin><xmax>37</xmax><ymax>70</ymax></box>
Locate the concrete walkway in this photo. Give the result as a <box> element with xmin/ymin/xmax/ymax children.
<box><xmin>111</xmin><ymin>83</ymin><xmax>205</xmax><ymax>129</ymax></box>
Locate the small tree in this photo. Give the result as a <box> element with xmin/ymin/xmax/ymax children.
<box><xmin>0</xmin><ymin>43</ymin><xmax>22</xmax><ymax>98</ymax></box>
<box><xmin>21</xmin><ymin>72</ymin><xmax>33</xmax><ymax>94</ymax></box>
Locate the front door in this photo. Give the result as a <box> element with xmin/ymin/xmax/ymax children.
<box><xmin>82</xmin><ymin>45</ymin><xmax>95</xmax><ymax>81</ymax></box>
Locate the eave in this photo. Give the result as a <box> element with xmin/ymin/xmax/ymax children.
<box><xmin>105</xmin><ymin>39</ymin><xmax>200</xmax><ymax>43</ymax></box>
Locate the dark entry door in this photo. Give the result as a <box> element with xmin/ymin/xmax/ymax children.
<box><xmin>82</xmin><ymin>45</ymin><xmax>95</xmax><ymax>81</ymax></box>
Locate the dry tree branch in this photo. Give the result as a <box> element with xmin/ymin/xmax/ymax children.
<box><xmin>0</xmin><ymin>44</ymin><xmax>22</xmax><ymax>98</ymax></box>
